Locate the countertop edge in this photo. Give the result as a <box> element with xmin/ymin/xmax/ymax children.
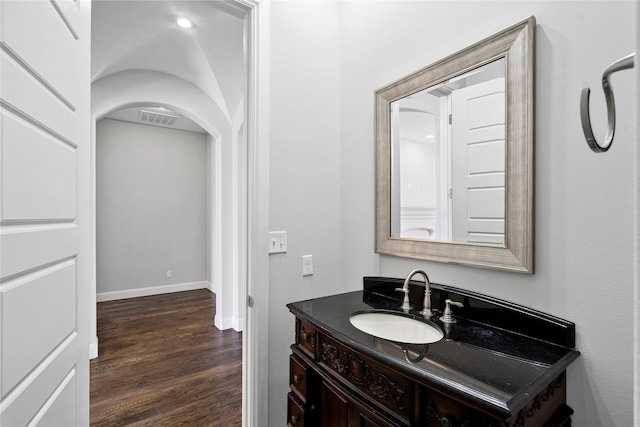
<box><xmin>504</xmin><ymin>350</ymin><xmax>581</xmax><ymax>414</ymax></box>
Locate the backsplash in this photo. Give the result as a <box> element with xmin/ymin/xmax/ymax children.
<box><xmin>363</xmin><ymin>276</ymin><xmax>576</xmax><ymax>349</ymax></box>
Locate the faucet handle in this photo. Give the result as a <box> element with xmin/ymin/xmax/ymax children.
<box><xmin>440</xmin><ymin>299</ymin><xmax>464</xmax><ymax>323</ymax></box>
<box><xmin>394</xmin><ymin>287</ymin><xmax>409</xmax><ymax>293</ymax></box>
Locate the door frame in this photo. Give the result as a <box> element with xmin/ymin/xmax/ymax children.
<box><xmin>88</xmin><ymin>1</ymin><xmax>270</xmax><ymax>425</ymax></box>
<box><xmin>238</xmin><ymin>1</ymin><xmax>269</xmax><ymax>425</ymax></box>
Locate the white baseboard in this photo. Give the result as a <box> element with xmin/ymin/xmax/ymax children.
<box><xmin>214</xmin><ymin>315</ymin><xmax>244</xmax><ymax>332</ymax></box>
<box><xmin>89</xmin><ymin>336</ymin><xmax>99</xmax><ymax>360</ymax></box>
<box><xmin>209</xmin><ymin>280</ymin><xmax>220</xmax><ymax>294</ymax></box>
<box><xmin>207</xmin><ymin>281</ymin><xmax>216</xmax><ymax>293</ymax></box>
<box><xmin>96</xmin><ymin>281</ymin><xmax>210</xmax><ymax>302</ymax></box>
<box><xmin>214</xmin><ymin>314</ymin><xmax>235</xmax><ymax>330</ymax></box>
<box><xmin>232</xmin><ymin>318</ymin><xmax>245</xmax><ymax>332</ymax></box>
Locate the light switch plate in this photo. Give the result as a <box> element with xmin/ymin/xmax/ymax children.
<box><xmin>268</xmin><ymin>231</ymin><xmax>287</xmax><ymax>254</ymax></box>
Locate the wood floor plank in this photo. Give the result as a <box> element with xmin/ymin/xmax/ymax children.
<box><xmin>90</xmin><ymin>289</ymin><xmax>242</xmax><ymax>426</ymax></box>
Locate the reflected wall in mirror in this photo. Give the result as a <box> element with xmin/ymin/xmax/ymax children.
<box><xmin>376</xmin><ymin>17</ymin><xmax>534</xmax><ymax>273</ymax></box>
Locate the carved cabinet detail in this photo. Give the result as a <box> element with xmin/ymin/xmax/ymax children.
<box><xmin>295</xmin><ymin>318</ymin><xmax>317</xmax><ymax>360</ymax></box>
<box><xmin>318</xmin><ymin>334</ymin><xmax>412</xmax><ymax>422</ymax></box>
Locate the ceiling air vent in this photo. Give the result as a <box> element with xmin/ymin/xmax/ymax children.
<box><xmin>138</xmin><ymin>109</ymin><xmax>180</xmax><ymax>126</ymax></box>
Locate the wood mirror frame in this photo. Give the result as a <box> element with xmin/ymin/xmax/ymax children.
<box><xmin>375</xmin><ymin>17</ymin><xmax>535</xmax><ymax>274</ymax></box>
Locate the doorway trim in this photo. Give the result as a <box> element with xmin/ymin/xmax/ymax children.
<box><xmin>89</xmin><ymin>1</ymin><xmax>269</xmax><ymax>425</ymax></box>
<box><xmin>236</xmin><ymin>1</ymin><xmax>270</xmax><ymax>425</ymax></box>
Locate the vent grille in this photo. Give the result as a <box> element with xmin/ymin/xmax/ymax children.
<box><xmin>138</xmin><ymin>109</ymin><xmax>180</xmax><ymax>126</ymax></box>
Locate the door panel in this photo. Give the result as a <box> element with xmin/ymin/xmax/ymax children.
<box><xmin>467</xmin><ymin>140</ymin><xmax>504</xmax><ymax>175</ymax></box>
<box><xmin>2</xmin><ymin>260</ymin><xmax>76</xmax><ymax>394</ymax></box>
<box><xmin>0</xmin><ymin>224</ymin><xmax>78</xmax><ymax>279</ymax></box>
<box><xmin>3</xmin><ymin>115</ymin><xmax>77</xmax><ymax>220</ymax></box>
<box><xmin>3</xmin><ymin>0</ymin><xmax>80</xmax><ymax>107</ymax></box>
<box><xmin>0</xmin><ymin>53</ymin><xmax>79</xmax><ymax>146</ymax></box>
<box><xmin>467</xmin><ymin>188</ymin><xmax>505</xmax><ymax>220</ymax></box>
<box><xmin>34</xmin><ymin>370</ymin><xmax>77</xmax><ymax>427</ymax></box>
<box><xmin>0</xmin><ymin>335</ymin><xmax>77</xmax><ymax>426</ymax></box>
<box><xmin>451</xmin><ymin>78</ymin><xmax>505</xmax><ymax>244</ymax></box>
<box><xmin>0</xmin><ymin>0</ymin><xmax>89</xmax><ymax>425</ymax></box>
<box><xmin>467</xmin><ymin>91</ymin><xmax>504</xmax><ymax>130</ymax></box>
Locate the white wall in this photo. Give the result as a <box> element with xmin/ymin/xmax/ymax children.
<box><xmin>267</xmin><ymin>1</ymin><xmax>636</xmax><ymax>426</ymax></box>
<box><xmin>267</xmin><ymin>1</ymin><xmax>343</xmax><ymax>425</ymax></box>
<box><xmin>96</xmin><ymin>118</ymin><xmax>207</xmax><ymax>299</ymax></box>
<box><xmin>340</xmin><ymin>2</ymin><xmax>635</xmax><ymax>426</ymax></box>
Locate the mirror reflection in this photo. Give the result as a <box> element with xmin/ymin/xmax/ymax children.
<box><xmin>390</xmin><ymin>58</ymin><xmax>505</xmax><ymax>245</ymax></box>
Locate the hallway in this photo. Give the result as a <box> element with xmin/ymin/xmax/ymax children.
<box><xmin>90</xmin><ymin>290</ymin><xmax>242</xmax><ymax>426</ymax></box>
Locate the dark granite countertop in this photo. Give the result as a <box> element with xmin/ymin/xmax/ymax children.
<box><xmin>287</xmin><ymin>277</ymin><xmax>580</xmax><ymax>419</ymax></box>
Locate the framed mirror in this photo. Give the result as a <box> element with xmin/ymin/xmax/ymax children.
<box><xmin>375</xmin><ymin>17</ymin><xmax>535</xmax><ymax>273</ymax></box>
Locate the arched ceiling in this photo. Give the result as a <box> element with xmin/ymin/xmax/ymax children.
<box><xmin>91</xmin><ymin>0</ymin><xmax>246</xmax><ymax>126</ymax></box>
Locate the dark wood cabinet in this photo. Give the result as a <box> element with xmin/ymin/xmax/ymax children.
<box><xmin>287</xmin><ymin>392</ymin><xmax>306</xmax><ymax>427</ymax></box>
<box><xmin>321</xmin><ymin>380</ymin><xmax>349</xmax><ymax>426</ymax></box>
<box><xmin>420</xmin><ymin>389</ymin><xmax>476</xmax><ymax>427</ymax></box>
<box><xmin>350</xmin><ymin>395</ymin><xmax>404</xmax><ymax>427</ymax></box>
<box><xmin>288</xmin><ymin>352</ymin><xmax>319</xmax><ymax>427</ymax></box>
<box><xmin>321</xmin><ymin>378</ymin><xmax>403</xmax><ymax>427</ymax></box>
<box><xmin>288</xmin><ymin>315</ymin><xmax>573</xmax><ymax>427</ymax></box>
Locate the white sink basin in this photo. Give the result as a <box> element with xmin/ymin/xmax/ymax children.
<box><xmin>349</xmin><ymin>310</ymin><xmax>444</xmax><ymax>344</ymax></box>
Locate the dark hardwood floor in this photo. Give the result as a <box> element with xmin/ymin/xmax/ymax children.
<box><xmin>90</xmin><ymin>289</ymin><xmax>242</xmax><ymax>426</ymax></box>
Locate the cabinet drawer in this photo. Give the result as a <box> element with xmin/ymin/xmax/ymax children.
<box><xmin>318</xmin><ymin>334</ymin><xmax>413</xmax><ymax>424</ymax></box>
<box><xmin>296</xmin><ymin>319</ymin><xmax>317</xmax><ymax>359</ymax></box>
<box><xmin>288</xmin><ymin>393</ymin><xmax>305</xmax><ymax>427</ymax></box>
<box><xmin>422</xmin><ymin>389</ymin><xmax>475</xmax><ymax>427</ymax></box>
<box><xmin>352</xmin><ymin>399</ymin><xmax>405</xmax><ymax>427</ymax></box>
<box><xmin>290</xmin><ymin>354</ymin><xmax>309</xmax><ymax>401</ymax></box>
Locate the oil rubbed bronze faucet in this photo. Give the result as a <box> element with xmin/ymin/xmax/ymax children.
<box><xmin>395</xmin><ymin>269</ymin><xmax>433</xmax><ymax>317</ymax></box>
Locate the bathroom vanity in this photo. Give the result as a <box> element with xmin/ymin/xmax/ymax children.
<box><xmin>286</xmin><ymin>277</ymin><xmax>579</xmax><ymax>426</ymax></box>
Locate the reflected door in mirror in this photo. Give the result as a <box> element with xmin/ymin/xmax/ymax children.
<box><xmin>390</xmin><ymin>59</ymin><xmax>505</xmax><ymax>245</ymax></box>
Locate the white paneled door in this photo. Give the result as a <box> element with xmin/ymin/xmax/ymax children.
<box><xmin>1</xmin><ymin>1</ymin><xmax>90</xmax><ymax>426</ymax></box>
<box><xmin>451</xmin><ymin>78</ymin><xmax>506</xmax><ymax>245</ymax></box>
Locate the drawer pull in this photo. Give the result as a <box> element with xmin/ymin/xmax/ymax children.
<box><xmin>287</xmin><ymin>415</ymin><xmax>299</xmax><ymax>426</ymax></box>
<box><xmin>426</xmin><ymin>400</ymin><xmax>471</xmax><ymax>427</ymax></box>
<box><xmin>293</xmin><ymin>374</ymin><xmax>303</xmax><ymax>383</ymax></box>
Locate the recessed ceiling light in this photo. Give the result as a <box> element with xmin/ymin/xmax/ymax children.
<box><xmin>177</xmin><ymin>17</ymin><xmax>193</xmax><ymax>29</ymax></box>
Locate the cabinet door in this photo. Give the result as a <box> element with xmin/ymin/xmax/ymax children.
<box><xmin>351</xmin><ymin>400</ymin><xmax>404</xmax><ymax>427</ymax></box>
<box><xmin>320</xmin><ymin>379</ymin><xmax>403</xmax><ymax>427</ymax></box>
<box><xmin>321</xmin><ymin>381</ymin><xmax>349</xmax><ymax>427</ymax></box>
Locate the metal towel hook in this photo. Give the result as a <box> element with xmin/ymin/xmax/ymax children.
<box><xmin>580</xmin><ymin>53</ymin><xmax>635</xmax><ymax>153</ymax></box>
